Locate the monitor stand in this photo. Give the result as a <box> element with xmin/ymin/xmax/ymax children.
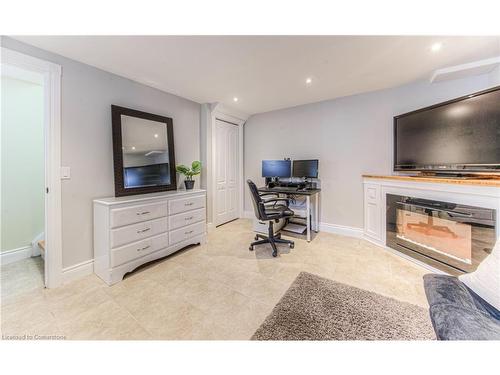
<box><xmin>265</xmin><ymin>177</ymin><xmax>279</xmax><ymax>188</ymax></box>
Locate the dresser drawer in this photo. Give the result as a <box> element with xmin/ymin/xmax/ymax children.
<box><xmin>110</xmin><ymin>202</ymin><xmax>168</xmax><ymax>228</ymax></box>
<box><xmin>168</xmin><ymin>195</ymin><xmax>205</xmax><ymax>215</ymax></box>
<box><xmin>110</xmin><ymin>217</ymin><xmax>168</xmax><ymax>248</ymax></box>
<box><xmin>111</xmin><ymin>232</ymin><xmax>169</xmax><ymax>267</ymax></box>
<box><xmin>169</xmin><ymin>221</ymin><xmax>205</xmax><ymax>245</ymax></box>
<box><xmin>169</xmin><ymin>208</ymin><xmax>206</xmax><ymax>230</ymax></box>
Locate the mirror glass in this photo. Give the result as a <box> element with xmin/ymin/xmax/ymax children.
<box><xmin>121</xmin><ymin>115</ymin><xmax>171</xmax><ymax>188</ymax></box>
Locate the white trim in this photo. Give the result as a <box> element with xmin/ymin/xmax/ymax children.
<box><xmin>2</xmin><ymin>48</ymin><xmax>63</xmax><ymax>288</ymax></box>
<box><xmin>430</xmin><ymin>56</ymin><xmax>500</xmax><ymax>83</ymax></box>
<box><xmin>62</xmin><ymin>259</ymin><xmax>94</xmax><ymax>284</ymax></box>
<box><xmin>319</xmin><ymin>222</ymin><xmax>363</xmax><ymax>238</ymax></box>
<box><xmin>2</xmin><ymin>64</ymin><xmax>44</xmax><ymax>85</ymax></box>
<box><xmin>0</xmin><ymin>246</ymin><xmax>32</xmax><ymax>265</ymax></box>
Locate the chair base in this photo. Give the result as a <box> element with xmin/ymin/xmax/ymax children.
<box><xmin>249</xmin><ymin>221</ymin><xmax>294</xmax><ymax>257</ymax></box>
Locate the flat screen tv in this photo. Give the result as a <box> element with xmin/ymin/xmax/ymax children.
<box><xmin>394</xmin><ymin>86</ymin><xmax>500</xmax><ymax>173</ymax></box>
<box><xmin>124</xmin><ymin>163</ymin><xmax>170</xmax><ymax>188</ymax></box>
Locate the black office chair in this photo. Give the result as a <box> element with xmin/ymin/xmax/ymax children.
<box><xmin>247</xmin><ymin>180</ymin><xmax>295</xmax><ymax>257</ymax></box>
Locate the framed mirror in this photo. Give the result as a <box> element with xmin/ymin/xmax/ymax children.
<box><xmin>111</xmin><ymin>105</ymin><xmax>176</xmax><ymax>197</ymax></box>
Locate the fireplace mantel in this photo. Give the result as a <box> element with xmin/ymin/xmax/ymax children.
<box><xmin>363</xmin><ymin>174</ymin><xmax>500</xmax><ymax>187</ymax></box>
<box><xmin>362</xmin><ymin>175</ymin><xmax>500</xmax><ymax>274</ymax></box>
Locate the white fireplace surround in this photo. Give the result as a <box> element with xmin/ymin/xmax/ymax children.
<box><xmin>363</xmin><ymin>177</ymin><xmax>500</xmax><ymax>273</ymax></box>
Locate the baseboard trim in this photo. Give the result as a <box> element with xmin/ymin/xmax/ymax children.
<box><xmin>1</xmin><ymin>246</ymin><xmax>32</xmax><ymax>265</ymax></box>
<box><xmin>62</xmin><ymin>259</ymin><xmax>94</xmax><ymax>284</ymax></box>
<box><xmin>319</xmin><ymin>222</ymin><xmax>363</xmax><ymax>238</ymax></box>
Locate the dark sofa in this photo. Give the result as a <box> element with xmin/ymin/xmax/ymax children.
<box><xmin>423</xmin><ymin>274</ymin><xmax>500</xmax><ymax>340</ymax></box>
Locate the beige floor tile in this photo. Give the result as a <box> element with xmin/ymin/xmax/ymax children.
<box><xmin>58</xmin><ymin>300</ymin><xmax>151</xmax><ymax>340</ymax></box>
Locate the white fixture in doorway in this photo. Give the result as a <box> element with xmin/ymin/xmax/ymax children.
<box><xmin>1</xmin><ymin>47</ymin><xmax>62</xmax><ymax>288</ymax></box>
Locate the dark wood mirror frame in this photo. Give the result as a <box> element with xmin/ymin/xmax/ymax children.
<box><xmin>111</xmin><ymin>105</ymin><xmax>177</xmax><ymax>197</ymax></box>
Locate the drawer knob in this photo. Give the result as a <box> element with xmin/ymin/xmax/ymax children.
<box><xmin>184</xmin><ymin>202</ymin><xmax>194</xmax><ymax>206</ymax></box>
<box><xmin>137</xmin><ymin>245</ymin><xmax>151</xmax><ymax>252</ymax></box>
<box><xmin>137</xmin><ymin>227</ymin><xmax>151</xmax><ymax>234</ymax></box>
<box><xmin>136</xmin><ymin>211</ymin><xmax>150</xmax><ymax>215</ymax></box>
<box><xmin>185</xmin><ymin>230</ymin><xmax>194</xmax><ymax>235</ymax></box>
<box><xmin>185</xmin><ymin>216</ymin><xmax>194</xmax><ymax>221</ymax></box>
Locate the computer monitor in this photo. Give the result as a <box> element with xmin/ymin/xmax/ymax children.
<box><xmin>292</xmin><ymin>159</ymin><xmax>319</xmax><ymax>178</ymax></box>
<box><xmin>262</xmin><ymin>160</ymin><xmax>291</xmax><ymax>178</ymax></box>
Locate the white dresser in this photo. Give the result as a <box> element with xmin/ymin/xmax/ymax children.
<box><xmin>93</xmin><ymin>189</ymin><xmax>207</xmax><ymax>285</ymax></box>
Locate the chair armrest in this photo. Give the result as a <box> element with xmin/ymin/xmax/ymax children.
<box><xmin>259</xmin><ymin>192</ymin><xmax>279</xmax><ymax>198</ymax></box>
<box><xmin>263</xmin><ymin>197</ymin><xmax>290</xmax><ymax>206</ymax></box>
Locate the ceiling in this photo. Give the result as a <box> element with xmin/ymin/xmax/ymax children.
<box><xmin>13</xmin><ymin>36</ymin><xmax>500</xmax><ymax>114</ymax></box>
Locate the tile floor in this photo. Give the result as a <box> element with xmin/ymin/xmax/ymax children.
<box><xmin>1</xmin><ymin>219</ymin><xmax>430</xmax><ymax>340</ymax></box>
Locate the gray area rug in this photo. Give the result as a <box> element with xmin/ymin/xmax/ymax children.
<box><xmin>252</xmin><ymin>272</ymin><xmax>436</xmax><ymax>340</ymax></box>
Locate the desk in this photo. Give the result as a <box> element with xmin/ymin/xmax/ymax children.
<box><xmin>258</xmin><ymin>187</ymin><xmax>321</xmax><ymax>242</ymax></box>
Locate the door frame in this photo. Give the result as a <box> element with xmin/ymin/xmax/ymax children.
<box><xmin>209</xmin><ymin>104</ymin><xmax>247</xmax><ymax>228</ymax></box>
<box><xmin>2</xmin><ymin>47</ymin><xmax>63</xmax><ymax>288</ymax></box>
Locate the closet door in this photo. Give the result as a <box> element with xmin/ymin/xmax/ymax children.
<box><xmin>215</xmin><ymin>119</ymin><xmax>239</xmax><ymax>226</ymax></box>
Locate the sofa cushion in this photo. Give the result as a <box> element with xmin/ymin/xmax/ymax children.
<box><xmin>429</xmin><ymin>304</ymin><xmax>500</xmax><ymax>340</ymax></box>
<box><xmin>423</xmin><ymin>274</ymin><xmax>476</xmax><ymax>310</ymax></box>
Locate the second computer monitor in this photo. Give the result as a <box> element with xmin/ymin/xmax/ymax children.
<box><xmin>262</xmin><ymin>160</ymin><xmax>291</xmax><ymax>178</ymax></box>
<box><xmin>292</xmin><ymin>159</ymin><xmax>319</xmax><ymax>178</ymax></box>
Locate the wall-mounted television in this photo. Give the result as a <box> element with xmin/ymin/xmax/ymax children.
<box><xmin>394</xmin><ymin>86</ymin><xmax>500</xmax><ymax>173</ymax></box>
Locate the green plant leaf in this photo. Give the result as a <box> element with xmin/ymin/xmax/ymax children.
<box><xmin>176</xmin><ymin>165</ymin><xmax>190</xmax><ymax>175</ymax></box>
<box><xmin>191</xmin><ymin>160</ymin><xmax>201</xmax><ymax>175</ymax></box>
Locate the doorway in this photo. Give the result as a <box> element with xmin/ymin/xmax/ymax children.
<box><xmin>1</xmin><ymin>47</ymin><xmax>62</xmax><ymax>289</ymax></box>
<box><xmin>1</xmin><ymin>64</ymin><xmax>46</xmax><ymax>295</ymax></box>
<box><xmin>214</xmin><ymin>118</ymin><xmax>240</xmax><ymax>226</ymax></box>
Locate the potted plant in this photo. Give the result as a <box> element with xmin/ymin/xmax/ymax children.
<box><xmin>176</xmin><ymin>161</ymin><xmax>201</xmax><ymax>190</ymax></box>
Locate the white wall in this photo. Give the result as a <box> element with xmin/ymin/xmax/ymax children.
<box><xmin>1</xmin><ymin>76</ymin><xmax>45</xmax><ymax>252</ymax></box>
<box><xmin>244</xmin><ymin>71</ymin><xmax>500</xmax><ymax>230</ymax></box>
<box><xmin>490</xmin><ymin>65</ymin><xmax>500</xmax><ymax>84</ymax></box>
<box><xmin>1</xmin><ymin>37</ymin><xmax>201</xmax><ymax>268</ymax></box>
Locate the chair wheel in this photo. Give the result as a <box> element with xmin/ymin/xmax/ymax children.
<box><xmin>290</xmin><ymin>243</ymin><xmax>295</xmax><ymax>249</ymax></box>
<box><xmin>272</xmin><ymin>251</ymin><xmax>277</xmax><ymax>257</ymax></box>
<box><xmin>254</xmin><ymin>235</ymin><xmax>259</xmax><ymax>240</ymax></box>
<box><xmin>249</xmin><ymin>245</ymin><xmax>254</xmax><ymax>251</ymax></box>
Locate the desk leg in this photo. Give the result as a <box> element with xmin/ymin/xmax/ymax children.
<box><xmin>315</xmin><ymin>193</ymin><xmax>319</xmax><ymax>232</ymax></box>
<box><xmin>306</xmin><ymin>195</ymin><xmax>311</xmax><ymax>242</ymax></box>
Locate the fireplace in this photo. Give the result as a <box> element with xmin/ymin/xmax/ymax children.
<box><xmin>386</xmin><ymin>194</ymin><xmax>496</xmax><ymax>274</ymax></box>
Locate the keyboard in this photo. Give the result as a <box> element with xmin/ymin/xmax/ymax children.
<box><xmin>270</xmin><ymin>186</ymin><xmax>299</xmax><ymax>192</ymax></box>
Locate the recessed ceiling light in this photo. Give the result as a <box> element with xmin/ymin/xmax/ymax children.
<box><xmin>154</xmin><ymin>134</ymin><xmax>158</xmax><ymax>138</ymax></box>
<box><xmin>431</xmin><ymin>43</ymin><xmax>442</xmax><ymax>52</ymax></box>
<box><xmin>306</xmin><ymin>77</ymin><xmax>312</xmax><ymax>84</ymax></box>
<box><xmin>132</xmin><ymin>146</ymin><xmax>136</xmax><ymax>150</ymax></box>
<box><xmin>233</xmin><ymin>97</ymin><xmax>239</xmax><ymax>102</ymax></box>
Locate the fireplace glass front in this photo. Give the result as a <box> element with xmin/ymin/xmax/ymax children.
<box><xmin>386</xmin><ymin>194</ymin><xmax>496</xmax><ymax>274</ymax></box>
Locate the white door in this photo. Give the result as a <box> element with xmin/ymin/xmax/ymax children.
<box><xmin>215</xmin><ymin>119</ymin><xmax>239</xmax><ymax>226</ymax></box>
